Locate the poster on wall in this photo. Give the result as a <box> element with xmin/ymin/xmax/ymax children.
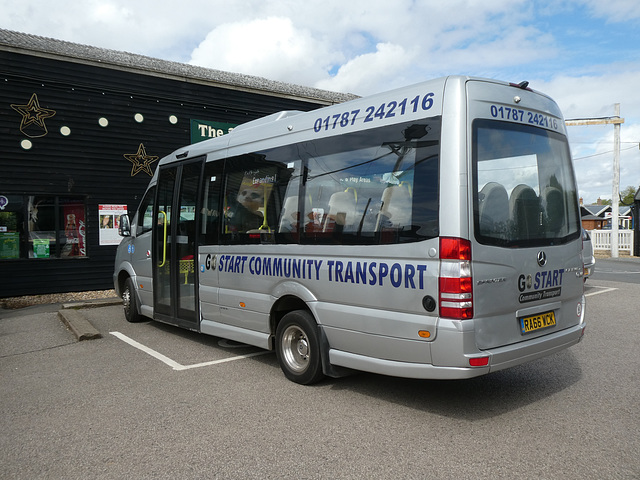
<box><xmin>0</xmin><ymin>231</ymin><xmax>20</xmax><ymax>259</ymax></box>
<box><xmin>99</xmin><ymin>204</ymin><xmax>127</xmax><ymax>245</ymax></box>
<box><xmin>62</xmin><ymin>203</ymin><xmax>86</xmax><ymax>257</ymax></box>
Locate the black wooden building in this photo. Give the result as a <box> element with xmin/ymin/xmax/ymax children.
<box><xmin>0</xmin><ymin>29</ymin><xmax>354</xmax><ymax>298</ymax></box>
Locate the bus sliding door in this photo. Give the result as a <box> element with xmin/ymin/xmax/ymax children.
<box><xmin>154</xmin><ymin>159</ymin><xmax>203</xmax><ymax>328</ymax></box>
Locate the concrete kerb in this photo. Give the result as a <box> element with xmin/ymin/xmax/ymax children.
<box><xmin>593</xmin><ymin>251</ymin><xmax>638</xmax><ymax>259</ymax></box>
<box><xmin>58</xmin><ymin>297</ymin><xmax>122</xmax><ymax>341</ymax></box>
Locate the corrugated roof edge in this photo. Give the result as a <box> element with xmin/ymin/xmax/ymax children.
<box><xmin>0</xmin><ymin>28</ymin><xmax>359</xmax><ymax>105</ymax></box>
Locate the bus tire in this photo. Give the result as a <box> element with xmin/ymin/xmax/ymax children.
<box><xmin>275</xmin><ymin>310</ymin><xmax>325</xmax><ymax>385</ymax></box>
<box><xmin>122</xmin><ymin>277</ymin><xmax>143</xmax><ymax>323</ymax></box>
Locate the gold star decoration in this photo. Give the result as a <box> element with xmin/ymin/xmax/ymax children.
<box><xmin>123</xmin><ymin>143</ymin><xmax>159</xmax><ymax>177</ymax></box>
<box><xmin>10</xmin><ymin>93</ymin><xmax>57</xmax><ymax>138</ymax></box>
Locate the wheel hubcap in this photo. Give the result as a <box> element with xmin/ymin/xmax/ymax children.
<box><xmin>122</xmin><ymin>289</ymin><xmax>131</xmax><ymax>315</ymax></box>
<box><xmin>282</xmin><ymin>325</ymin><xmax>309</xmax><ymax>373</ymax></box>
<box><xmin>297</xmin><ymin>338</ymin><xmax>309</xmax><ymax>357</ymax></box>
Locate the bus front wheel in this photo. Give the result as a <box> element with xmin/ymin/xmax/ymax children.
<box><xmin>122</xmin><ymin>277</ymin><xmax>143</xmax><ymax>323</ymax></box>
<box><xmin>275</xmin><ymin>310</ymin><xmax>325</xmax><ymax>385</ymax></box>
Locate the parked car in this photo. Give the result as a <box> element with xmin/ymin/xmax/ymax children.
<box><xmin>582</xmin><ymin>229</ymin><xmax>596</xmax><ymax>280</ymax></box>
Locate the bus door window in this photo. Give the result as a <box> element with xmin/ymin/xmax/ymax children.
<box><xmin>155</xmin><ymin>168</ymin><xmax>175</xmax><ymax>312</ymax></box>
<box><xmin>200</xmin><ymin>162</ymin><xmax>222</xmax><ymax>246</ymax></box>
<box><xmin>176</xmin><ymin>162</ymin><xmax>201</xmax><ymax>288</ymax></box>
<box><xmin>171</xmin><ymin>161</ymin><xmax>202</xmax><ymax>318</ymax></box>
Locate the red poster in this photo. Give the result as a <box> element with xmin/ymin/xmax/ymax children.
<box><xmin>63</xmin><ymin>204</ymin><xmax>86</xmax><ymax>257</ymax></box>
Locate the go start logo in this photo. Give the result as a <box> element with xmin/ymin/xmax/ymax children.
<box><xmin>202</xmin><ymin>254</ymin><xmax>217</xmax><ymax>272</ymax></box>
<box><xmin>517</xmin><ymin>268</ymin><xmax>565</xmax><ymax>303</ymax></box>
<box><xmin>517</xmin><ymin>268</ymin><xmax>565</xmax><ymax>292</ymax></box>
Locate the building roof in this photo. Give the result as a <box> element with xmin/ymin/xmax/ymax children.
<box><xmin>580</xmin><ymin>215</ymin><xmax>605</xmax><ymax>222</ymax></box>
<box><xmin>0</xmin><ymin>28</ymin><xmax>358</xmax><ymax>106</ymax></box>
<box><xmin>581</xmin><ymin>204</ymin><xmax>632</xmax><ymax>218</ymax></box>
<box><xmin>581</xmin><ymin>204</ymin><xmax>609</xmax><ymax>217</ymax></box>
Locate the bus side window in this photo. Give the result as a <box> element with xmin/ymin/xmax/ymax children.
<box><xmin>377</xmin><ymin>184</ymin><xmax>412</xmax><ymax>230</ymax></box>
<box><xmin>137</xmin><ymin>187</ymin><xmax>155</xmax><ymax>235</ymax></box>
<box><xmin>278</xmin><ymin>196</ymin><xmax>299</xmax><ymax>233</ymax></box>
<box><xmin>224</xmin><ymin>172</ymin><xmax>265</xmax><ymax>235</ymax></box>
<box><xmin>323</xmin><ymin>190</ymin><xmax>357</xmax><ymax>233</ymax></box>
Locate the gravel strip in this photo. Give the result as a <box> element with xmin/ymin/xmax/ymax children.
<box><xmin>1</xmin><ymin>290</ymin><xmax>118</xmax><ymax>310</ymax></box>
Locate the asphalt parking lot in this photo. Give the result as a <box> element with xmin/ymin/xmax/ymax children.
<box><xmin>1</xmin><ymin>279</ymin><xmax>639</xmax><ymax>479</ymax></box>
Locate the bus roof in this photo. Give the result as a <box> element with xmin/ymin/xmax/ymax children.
<box><xmin>157</xmin><ymin>75</ymin><xmax>549</xmax><ymax>170</ymax></box>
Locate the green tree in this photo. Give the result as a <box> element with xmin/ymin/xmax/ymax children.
<box><xmin>620</xmin><ymin>185</ymin><xmax>638</xmax><ymax>205</ymax></box>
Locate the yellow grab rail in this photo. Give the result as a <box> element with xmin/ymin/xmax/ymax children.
<box><xmin>158</xmin><ymin>211</ymin><xmax>167</xmax><ymax>267</ymax></box>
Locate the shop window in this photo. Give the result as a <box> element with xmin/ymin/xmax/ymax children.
<box><xmin>29</xmin><ymin>196</ymin><xmax>55</xmax><ymax>258</ymax></box>
<box><xmin>0</xmin><ymin>194</ymin><xmax>87</xmax><ymax>259</ymax></box>
<box><xmin>0</xmin><ymin>195</ymin><xmax>25</xmax><ymax>259</ymax></box>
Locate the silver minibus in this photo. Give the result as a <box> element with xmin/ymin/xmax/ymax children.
<box><xmin>114</xmin><ymin>75</ymin><xmax>586</xmax><ymax>384</ymax></box>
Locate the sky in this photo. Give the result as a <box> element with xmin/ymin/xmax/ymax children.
<box><xmin>2</xmin><ymin>0</ymin><xmax>639</xmax><ymax>205</ymax></box>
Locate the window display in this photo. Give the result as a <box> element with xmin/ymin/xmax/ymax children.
<box><xmin>0</xmin><ymin>194</ymin><xmax>86</xmax><ymax>259</ymax></box>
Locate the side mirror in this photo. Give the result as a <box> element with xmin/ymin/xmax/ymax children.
<box><xmin>118</xmin><ymin>214</ymin><xmax>131</xmax><ymax>237</ymax></box>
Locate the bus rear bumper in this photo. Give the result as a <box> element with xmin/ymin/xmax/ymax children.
<box><xmin>329</xmin><ymin>349</ymin><xmax>490</xmax><ymax>380</ymax></box>
<box><xmin>328</xmin><ymin>322</ymin><xmax>585</xmax><ymax>380</ymax></box>
<box><xmin>485</xmin><ymin>322</ymin><xmax>585</xmax><ymax>374</ymax></box>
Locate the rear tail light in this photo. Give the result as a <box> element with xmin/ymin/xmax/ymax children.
<box><xmin>469</xmin><ymin>356</ymin><xmax>489</xmax><ymax>367</ymax></box>
<box><xmin>439</xmin><ymin>237</ymin><xmax>473</xmax><ymax>319</ymax></box>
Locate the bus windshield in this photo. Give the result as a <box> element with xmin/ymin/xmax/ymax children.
<box><xmin>473</xmin><ymin>119</ymin><xmax>580</xmax><ymax>247</ymax></box>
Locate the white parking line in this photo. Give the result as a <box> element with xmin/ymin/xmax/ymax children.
<box><xmin>110</xmin><ymin>331</ymin><xmax>270</xmax><ymax>371</ymax></box>
<box><xmin>594</xmin><ymin>269</ymin><xmax>640</xmax><ymax>275</ymax></box>
<box><xmin>585</xmin><ymin>287</ymin><xmax>618</xmax><ymax>297</ymax></box>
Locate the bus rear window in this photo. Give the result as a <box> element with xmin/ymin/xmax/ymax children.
<box><xmin>473</xmin><ymin>119</ymin><xmax>580</xmax><ymax>247</ymax></box>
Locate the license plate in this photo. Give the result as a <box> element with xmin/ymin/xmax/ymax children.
<box><xmin>520</xmin><ymin>311</ymin><xmax>556</xmax><ymax>334</ymax></box>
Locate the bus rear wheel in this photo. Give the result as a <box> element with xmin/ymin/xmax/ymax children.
<box><xmin>275</xmin><ymin>310</ymin><xmax>325</xmax><ymax>385</ymax></box>
<box><xmin>122</xmin><ymin>277</ymin><xmax>143</xmax><ymax>323</ymax></box>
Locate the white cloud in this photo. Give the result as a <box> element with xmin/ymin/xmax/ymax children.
<box><xmin>538</xmin><ymin>70</ymin><xmax>640</xmax><ymax>121</ymax></box>
<box><xmin>186</xmin><ymin>0</ymin><xmax>544</xmax><ymax>95</ymax></box>
<box><xmin>529</xmin><ymin>70</ymin><xmax>640</xmax><ymax>203</ymax></box>
<box><xmin>89</xmin><ymin>3</ymin><xmax>133</xmax><ymax>24</ymax></box>
<box><xmin>569</xmin><ymin>121</ymin><xmax>640</xmax><ymax>204</ymax></box>
<box><xmin>315</xmin><ymin>43</ymin><xmax>415</xmax><ymax>95</ymax></box>
<box><xmin>2</xmin><ymin>0</ymin><xmax>638</xmax><ymax>204</ymax></box>
<box><xmin>189</xmin><ymin>17</ymin><xmax>335</xmax><ymax>87</ymax></box>
<box><xmin>0</xmin><ymin>0</ymin><xmax>231</xmax><ymax>59</ymax></box>
<box><xmin>581</xmin><ymin>0</ymin><xmax>640</xmax><ymax>21</ymax></box>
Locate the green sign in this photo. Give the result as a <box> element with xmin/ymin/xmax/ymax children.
<box><xmin>0</xmin><ymin>232</ymin><xmax>19</xmax><ymax>259</ymax></box>
<box><xmin>190</xmin><ymin>119</ymin><xmax>237</xmax><ymax>144</ymax></box>
<box><xmin>33</xmin><ymin>239</ymin><xmax>50</xmax><ymax>258</ymax></box>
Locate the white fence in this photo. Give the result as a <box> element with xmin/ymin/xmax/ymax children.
<box><xmin>589</xmin><ymin>229</ymin><xmax>635</xmax><ymax>252</ymax></box>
